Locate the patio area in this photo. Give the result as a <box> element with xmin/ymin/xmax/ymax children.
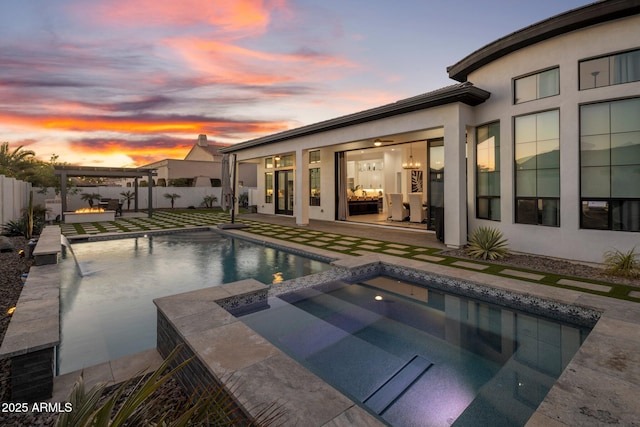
<box><xmin>2</xmin><ymin>210</ymin><xmax>639</xmax><ymax>425</ymax></box>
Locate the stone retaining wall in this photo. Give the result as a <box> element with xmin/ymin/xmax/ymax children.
<box><xmin>0</xmin><ymin>226</ymin><xmax>61</xmax><ymax>401</ymax></box>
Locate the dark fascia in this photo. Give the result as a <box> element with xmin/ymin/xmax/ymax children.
<box><xmin>448</xmin><ymin>0</ymin><xmax>640</xmax><ymax>82</ymax></box>
<box><xmin>220</xmin><ymin>82</ymin><xmax>490</xmax><ymax>153</ymax></box>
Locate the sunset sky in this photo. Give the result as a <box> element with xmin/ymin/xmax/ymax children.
<box><xmin>1</xmin><ymin>0</ymin><xmax>592</xmax><ymax>167</ymax></box>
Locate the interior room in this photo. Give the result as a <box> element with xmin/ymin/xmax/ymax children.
<box><xmin>345</xmin><ymin>140</ymin><xmax>438</xmax><ymax>231</ymax></box>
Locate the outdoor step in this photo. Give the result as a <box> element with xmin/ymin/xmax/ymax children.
<box><xmin>364</xmin><ymin>354</ymin><xmax>433</xmax><ymax>415</ymax></box>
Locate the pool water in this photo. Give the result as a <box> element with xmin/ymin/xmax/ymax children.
<box><xmin>241</xmin><ymin>276</ymin><xmax>591</xmax><ymax>427</ymax></box>
<box><xmin>58</xmin><ymin>231</ymin><xmax>330</xmax><ymax>374</ymax></box>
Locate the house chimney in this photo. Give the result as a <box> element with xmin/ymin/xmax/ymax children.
<box><xmin>197</xmin><ymin>134</ymin><xmax>208</xmax><ymax>146</ymax></box>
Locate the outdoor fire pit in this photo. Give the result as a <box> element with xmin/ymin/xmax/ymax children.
<box><xmin>64</xmin><ymin>207</ymin><xmax>116</xmax><ymax>223</ymax></box>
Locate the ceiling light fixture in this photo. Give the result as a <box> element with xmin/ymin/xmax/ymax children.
<box><xmin>402</xmin><ymin>144</ymin><xmax>421</xmax><ymax>169</ymax></box>
<box><xmin>373</xmin><ymin>139</ymin><xmax>382</xmax><ymax>147</ymax></box>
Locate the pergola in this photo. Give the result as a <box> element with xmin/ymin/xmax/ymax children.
<box><xmin>54</xmin><ymin>165</ymin><xmax>157</xmax><ymax>220</ymax></box>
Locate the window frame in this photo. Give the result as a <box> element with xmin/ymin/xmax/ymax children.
<box><xmin>513</xmin><ymin>66</ymin><xmax>560</xmax><ymax>105</ymax></box>
<box><xmin>265</xmin><ymin>172</ymin><xmax>273</xmax><ymax>203</ymax></box>
<box><xmin>579</xmin><ymin>47</ymin><xmax>640</xmax><ymax>91</ymax></box>
<box><xmin>513</xmin><ymin>109</ymin><xmax>561</xmax><ymax>227</ymax></box>
<box><xmin>309</xmin><ymin>167</ymin><xmax>321</xmax><ymax>206</ymax></box>
<box><xmin>579</xmin><ymin>97</ymin><xmax>640</xmax><ymax>232</ymax></box>
<box><xmin>475</xmin><ymin>121</ymin><xmax>501</xmax><ymax>221</ymax></box>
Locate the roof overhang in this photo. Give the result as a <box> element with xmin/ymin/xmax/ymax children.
<box><xmin>220</xmin><ymin>82</ymin><xmax>490</xmax><ymax>153</ymax></box>
<box><xmin>447</xmin><ymin>0</ymin><xmax>640</xmax><ymax>82</ymax></box>
<box><xmin>54</xmin><ymin>165</ymin><xmax>157</xmax><ymax>178</ymax></box>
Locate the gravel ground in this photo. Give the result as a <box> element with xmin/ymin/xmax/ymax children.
<box><xmin>440</xmin><ymin>248</ymin><xmax>640</xmax><ymax>287</ymax></box>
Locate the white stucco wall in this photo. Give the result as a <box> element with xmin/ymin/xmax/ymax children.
<box><xmin>466</xmin><ymin>15</ymin><xmax>640</xmax><ymax>262</ymax></box>
<box><xmin>226</xmin><ymin>12</ymin><xmax>640</xmax><ymax>263</ymax></box>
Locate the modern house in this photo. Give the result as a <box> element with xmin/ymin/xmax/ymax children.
<box><xmin>220</xmin><ymin>0</ymin><xmax>640</xmax><ymax>263</ymax></box>
<box><xmin>143</xmin><ymin>134</ymin><xmax>257</xmax><ymax>187</ymax></box>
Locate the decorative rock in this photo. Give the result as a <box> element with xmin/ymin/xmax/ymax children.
<box><xmin>0</xmin><ymin>235</ymin><xmax>15</xmax><ymax>252</ymax></box>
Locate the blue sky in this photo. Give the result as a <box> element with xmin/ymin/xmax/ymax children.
<box><xmin>0</xmin><ymin>0</ymin><xmax>593</xmax><ymax>167</ymax></box>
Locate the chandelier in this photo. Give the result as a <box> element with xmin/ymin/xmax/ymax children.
<box><xmin>402</xmin><ymin>144</ymin><xmax>421</xmax><ymax>169</ymax></box>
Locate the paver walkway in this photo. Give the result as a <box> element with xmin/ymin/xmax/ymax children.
<box><xmin>59</xmin><ymin>210</ymin><xmax>639</xmax><ymax>304</ymax></box>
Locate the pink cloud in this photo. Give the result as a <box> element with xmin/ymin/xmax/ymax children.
<box><xmin>74</xmin><ymin>0</ymin><xmax>290</xmax><ymax>36</ymax></box>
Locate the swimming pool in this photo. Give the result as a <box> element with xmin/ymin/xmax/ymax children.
<box><xmin>241</xmin><ymin>276</ymin><xmax>592</xmax><ymax>427</ymax></box>
<box><xmin>58</xmin><ymin>230</ymin><xmax>331</xmax><ymax>374</ymax></box>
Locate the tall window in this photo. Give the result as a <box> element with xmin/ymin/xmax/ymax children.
<box><xmin>265</xmin><ymin>172</ymin><xmax>273</xmax><ymax>203</ymax></box>
<box><xmin>580</xmin><ymin>49</ymin><xmax>640</xmax><ymax>90</ymax></box>
<box><xmin>580</xmin><ymin>98</ymin><xmax>640</xmax><ymax>231</ymax></box>
<box><xmin>476</xmin><ymin>122</ymin><xmax>500</xmax><ymax>220</ymax></box>
<box><xmin>309</xmin><ymin>150</ymin><xmax>320</xmax><ymax>206</ymax></box>
<box><xmin>515</xmin><ymin>110</ymin><xmax>560</xmax><ymax>226</ymax></box>
<box><xmin>309</xmin><ymin>168</ymin><xmax>320</xmax><ymax>206</ymax></box>
<box><xmin>514</xmin><ymin>68</ymin><xmax>559</xmax><ymax>104</ymax></box>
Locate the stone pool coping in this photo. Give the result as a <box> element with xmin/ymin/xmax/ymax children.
<box><xmin>154</xmin><ymin>227</ymin><xmax>640</xmax><ymax>426</ymax></box>
<box><xmin>3</xmin><ymin>224</ymin><xmax>639</xmax><ymax>425</ymax></box>
<box><xmin>0</xmin><ymin>226</ymin><xmax>61</xmax><ymax>400</ymax></box>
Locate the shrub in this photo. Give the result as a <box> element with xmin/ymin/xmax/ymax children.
<box><xmin>202</xmin><ymin>194</ymin><xmax>218</xmax><ymax>208</ymax></box>
<box><xmin>466</xmin><ymin>226</ymin><xmax>509</xmax><ymax>260</ymax></box>
<box><xmin>55</xmin><ymin>345</ymin><xmax>287</xmax><ymax>426</ymax></box>
<box><xmin>603</xmin><ymin>247</ymin><xmax>640</xmax><ymax>278</ymax></box>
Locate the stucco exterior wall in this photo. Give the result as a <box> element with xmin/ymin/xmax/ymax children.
<box><xmin>466</xmin><ymin>15</ymin><xmax>640</xmax><ymax>262</ymax></box>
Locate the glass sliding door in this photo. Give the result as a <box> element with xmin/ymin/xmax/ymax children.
<box><xmin>275</xmin><ymin>170</ymin><xmax>294</xmax><ymax>215</ymax></box>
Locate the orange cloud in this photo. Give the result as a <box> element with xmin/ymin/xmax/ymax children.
<box><xmin>76</xmin><ymin>0</ymin><xmax>289</xmax><ymax>36</ymax></box>
<box><xmin>0</xmin><ymin>111</ymin><xmax>290</xmax><ymax>138</ymax></box>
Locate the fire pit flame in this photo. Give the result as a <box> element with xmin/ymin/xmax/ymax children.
<box><xmin>75</xmin><ymin>207</ymin><xmax>105</xmax><ymax>213</ymax></box>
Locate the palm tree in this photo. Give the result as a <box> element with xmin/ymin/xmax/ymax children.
<box><xmin>164</xmin><ymin>193</ymin><xmax>181</xmax><ymax>209</ymax></box>
<box><xmin>80</xmin><ymin>192</ymin><xmax>101</xmax><ymax>208</ymax></box>
<box><xmin>120</xmin><ymin>190</ymin><xmax>135</xmax><ymax>211</ymax></box>
<box><xmin>0</xmin><ymin>142</ymin><xmax>36</xmax><ymax>179</ymax></box>
<box><xmin>202</xmin><ymin>194</ymin><xmax>218</xmax><ymax>208</ymax></box>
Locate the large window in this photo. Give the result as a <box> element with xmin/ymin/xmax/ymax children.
<box><xmin>579</xmin><ymin>48</ymin><xmax>640</xmax><ymax>90</ymax></box>
<box><xmin>476</xmin><ymin>122</ymin><xmax>500</xmax><ymax>220</ymax></box>
<box><xmin>515</xmin><ymin>110</ymin><xmax>560</xmax><ymax>226</ymax></box>
<box><xmin>580</xmin><ymin>98</ymin><xmax>640</xmax><ymax>231</ymax></box>
<box><xmin>514</xmin><ymin>68</ymin><xmax>559</xmax><ymax>104</ymax></box>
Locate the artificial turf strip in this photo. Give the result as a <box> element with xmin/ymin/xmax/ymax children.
<box><xmin>237</xmin><ymin>219</ymin><xmax>640</xmax><ymax>303</ymax></box>
<box><xmin>58</xmin><ymin>211</ymin><xmax>640</xmax><ymax>304</ymax></box>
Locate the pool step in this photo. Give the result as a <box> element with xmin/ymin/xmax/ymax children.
<box><xmin>363</xmin><ymin>355</ymin><xmax>433</xmax><ymax>415</ymax></box>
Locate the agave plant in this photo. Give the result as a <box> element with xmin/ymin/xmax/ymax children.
<box><xmin>603</xmin><ymin>247</ymin><xmax>640</xmax><ymax>278</ymax></box>
<box><xmin>466</xmin><ymin>226</ymin><xmax>509</xmax><ymax>260</ymax></box>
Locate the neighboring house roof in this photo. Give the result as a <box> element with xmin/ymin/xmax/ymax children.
<box><xmin>184</xmin><ymin>143</ymin><xmax>231</xmax><ymax>160</ymax></box>
<box><xmin>220</xmin><ymin>82</ymin><xmax>490</xmax><ymax>153</ymax></box>
<box><xmin>447</xmin><ymin>0</ymin><xmax>640</xmax><ymax>82</ymax></box>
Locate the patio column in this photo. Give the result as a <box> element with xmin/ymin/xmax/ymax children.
<box><xmin>59</xmin><ymin>171</ymin><xmax>68</xmax><ymax>221</ymax></box>
<box><xmin>147</xmin><ymin>171</ymin><xmax>153</xmax><ymax>217</ymax></box>
<box><xmin>134</xmin><ymin>178</ymin><xmax>139</xmax><ymax>212</ymax></box>
<box><xmin>443</xmin><ymin>106</ymin><xmax>470</xmax><ymax>249</ymax></box>
<box><xmin>295</xmin><ymin>147</ymin><xmax>309</xmax><ymax>226</ymax></box>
